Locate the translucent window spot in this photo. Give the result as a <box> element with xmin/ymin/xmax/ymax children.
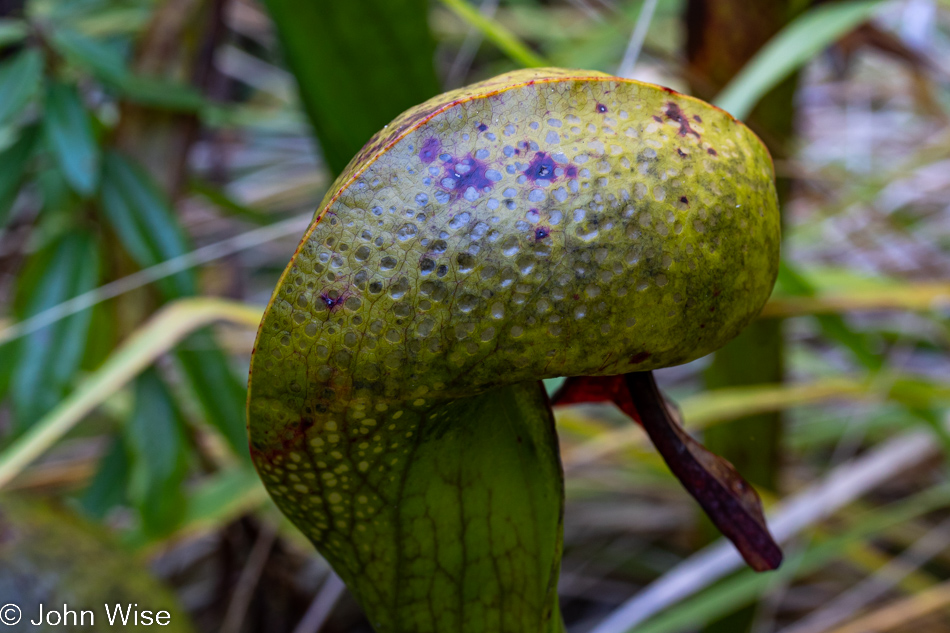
<box><xmin>528</xmin><ymin>189</ymin><xmax>545</xmax><ymax>203</ymax></box>
<box><xmin>448</xmin><ymin>211</ymin><xmax>471</xmax><ymax>229</ymax></box>
<box><xmin>545</xmin><ymin>131</ymin><xmax>560</xmax><ymax>144</ymax></box>
<box><xmin>415</xmin><ymin>193</ymin><xmax>428</xmax><ymax>206</ymax></box>
<box><xmin>653</xmin><ymin>186</ymin><xmax>666</xmax><ymax>201</ymax></box>
<box><xmin>396</xmin><ymin>223</ymin><xmax>417</xmax><ymax>241</ymax></box>
<box><xmin>486</xmin><ymin>169</ymin><xmax>503</xmax><ymax>181</ymax></box>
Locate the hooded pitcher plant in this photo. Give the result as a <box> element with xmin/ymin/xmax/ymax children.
<box><xmin>248</xmin><ymin>68</ymin><xmax>782</xmax><ymax>633</ymax></box>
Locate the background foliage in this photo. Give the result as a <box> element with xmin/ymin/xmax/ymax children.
<box><xmin>0</xmin><ymin>0</ymin><xmax>949</xmax><ymax>632</ymax></box>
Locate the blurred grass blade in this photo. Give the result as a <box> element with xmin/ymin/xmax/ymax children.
<box><xmin>264</xmin><ymin>0</ymin><xmax>442</xmax><ymax>174</ymax></box>
<box><xmin>629</xmin><ymin>483</ymin><xmax>950</xmax><ymax>633</ymax></box>
<box><xmin>438</xmin><ymin>0</ymin><xmax>548</xmax><ymax>68</ymax></box>
<box><xmin>763</xmin><ymin>283</ymin><xmax>950</xmax><ymax>317</ymax></box>
<box><xmin>0</xmin><ymin>298</ymin><xmax>263</xmax><ymax>490</ymax></box>
<box><xmin>99</xmin><ymin>150</ymin><xmax>196</xmax><ymax>297</ymax></box>
<box><xmin>823</xmin><ymin>580</ymin><xmax>950</xmax><ymax>633</ymax></box>
<box><xmin>126</xmin><ymin>369</ymin><xmax>189</xmax><ymax>536</ymax></box>
<box><xmin>0</xmin><ymin>48</ymin><xmax>43</xmax><ymax>126</ymax></box>
<box><xmin>43</xmin><ymin>81</ymin><xmax>101</xmax><ymax>196</ymax></box>
<box><xmin>772</xmin><ymin>261</ymin><xmax>882</xmax><ymax>370</ymax></box>
<box><xmin>0</xmin><ymin>125</ymin><xmax>38</xmax><ymax>227</ymax></box>
<box><xmin>715</xmin><ymin>0</ymin><xmax>887</xmax><ymax>119</ymax></box>
<box><xmin>9</xmin><ymin>233</ymin><xmax>100</xmax><ymax>430</ymax></box>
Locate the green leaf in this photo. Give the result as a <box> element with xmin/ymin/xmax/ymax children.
<box><xmin>0</xmin><ymin>125</ymin><xmax>38</xmax><ymax>227</ymax></box>
<box><xmin>9</xmin><ymin>232</ymin><xmax>100</xmax><ymax>430</ymax></box>
<box><xmin>123</xmin><ymin>466</ymin><xmax>268</xmax><ymax>550</ymax></box>
<box><xmin>43</xmin><ymin>81</ymin><xmax>101</xmax><ymax>196</ymax></box>
<box><xmin>98</xmin><ymin>150</ymin><xmax>196</xmax><ymax>297</ymax></box>
<box><xmin>126</xmin><ymin>368</ymin><xmax>189</xmax><ymax>537</ymax></box>
<box><xmin>48</xmin><ymin>26</ymin><xmax>126</xmax><ymax>83</ymax></box>
<box><xmin>264</xmin><ymin>0</ymin><xmax>442</xmax><ymax>174</ymax></box>
<box><xmin>715</xmin><ymin>0</ymin><xmax>887</xmax><ymax>119</ymax></box>
<box><xmin>176</xmin><ymin>331</ymin><xmax>250</xmax><ymax>460</ymax></box>
<box><xmin>80</xmin><ymin>433</ymin><xmax>130</xmax><ymax>519</ymax></box>
<box><xmin>0</xmin><ymin>19</ymin><xmax>28</xmax><ymax>48</ymax></box>
<box><xmin>115</xmin><ymin>75</ymin><xmax>206</xmax><ymax>112</ymax></box>
<box><xmin>0</xmin><ymin>48</ymin><xmax>43</xmax><ymax>126</ymax></box>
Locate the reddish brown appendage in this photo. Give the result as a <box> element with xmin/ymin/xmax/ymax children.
<box><xmin>552</xmin><ymin>372</ymin><xmax>784</xmax><ymax>572</ymax></box>
<box><xmin>707</xmin><ymin>148</ymin><xmax>718</xmax><ymax>156</ymax></box>
<box><xmin>551</xmin><ymin>375</ymin><xmax>641</xmax><ymax>424</ymax></box>
<box><xmin>624</xmin><ymin>372</ymin><xmax>783</xmax><ymax>572</ymax></box>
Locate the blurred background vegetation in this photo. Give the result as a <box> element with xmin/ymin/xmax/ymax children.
<box><xmin>0</xmin><ymin>0</ymin><xmax>949</xmax><ymax>631</ymax></box>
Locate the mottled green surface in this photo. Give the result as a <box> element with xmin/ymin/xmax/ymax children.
<box><xmin>0</xmin><ymin>497</ymin><xmax>195</xmax><ymax>632</ymax></box>
<box><xmin>248</xmin><ymin>68</ymin><xmax>780</xmax><ymax>633</ymax></box>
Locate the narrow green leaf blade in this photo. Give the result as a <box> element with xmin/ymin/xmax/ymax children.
<box><xmin>0</xmin><ymin>48</ymin><xmax>43</xmax><ymax>126</ymax></box>
<box><xmin>0</xmin><ymin>19</ymin><xmax>28</xmax><ymax>48</ymax></box>
<box><xmin>715</xmin><ymin>0</ymin><xmax>887</xmax><ymax>119</ymax></box>
<box><xmin>0</xmin><ymin>125</ymin><xmax>38</xmax><ymax>227</ymax></box>
<box><xmin>264</xmin><ymin>0</ymin><xmax>442</xmax><ymax>174</ymax></box>
<box><xmin>49</xmin><ymin>26</ymin><xmax>206</xmax><ymax>112</ymax></box>
<box><xmin>80</xmin><ymin>433</ymin><xmax>130</xmax><ymax>519</ymax></box>
<box><xmin>438</xmin><ymin>0</ymin><xmax>548</xmax><ymax>68</ymax></box>
<box><xmin>126</xmin><ymin>369</ymin><xmax>189</xmax><ymax>537</ymax></box>
<box><xmin>175</xmin><ymin>331</ymin><xmax>250</xmax><ymax>460</ymax></box>
<box><xmin>48</xmin><ymin>26</ymin><xmax>126</xmax><ymax>83</ymax></box>
<box><xmin>9</xmin><ymin>232</ymin><xmax>100</xmax><ymax>429</ymax></box>
<box><xmin>98</xmin><ymin>150</ymin><xmax>196</xmax><ymax>297</ymax></box>
<box><xmin>43</xmin><ymin>81</ymin><xmax>101</xmax><ymax>196</ymax></box>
